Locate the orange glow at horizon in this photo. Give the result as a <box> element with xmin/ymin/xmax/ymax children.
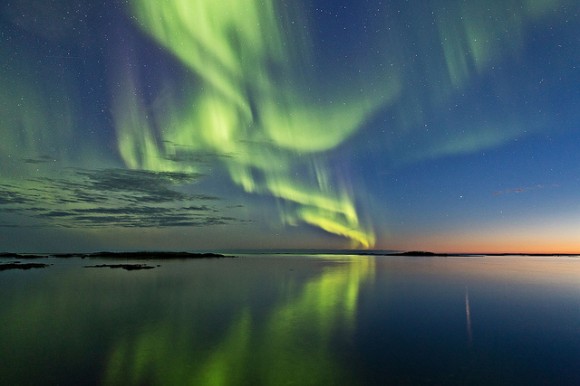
<box><xmin>385</xmin><ymin>223</ymin><xmax>580</xmax><ymax>254</ymax></box>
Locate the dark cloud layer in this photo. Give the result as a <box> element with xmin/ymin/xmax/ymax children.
<box><xmin>0</xmin><ymin>168</ymin><xmax>240</xmax><ymax>228</ymax></box>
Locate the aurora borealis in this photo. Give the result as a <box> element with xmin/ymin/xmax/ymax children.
<box><xmin>1</xmin><ymin>0</ymin><xmax>579</xmax><ymax>252</ymax></box>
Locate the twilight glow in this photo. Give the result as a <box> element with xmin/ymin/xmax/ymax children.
<box><xmin>1</xmin><ymin>0</ymin><xmax>579</xmax><ymax>252</ymax></box>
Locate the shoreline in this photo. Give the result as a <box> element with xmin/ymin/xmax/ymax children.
<box><xmin>0</xmin><ymin>251</ymin><xmax>231</xmax><ymax>260</ymax></box>
<box><xmin>1</xmin><ymin>250</ymin><xmax>578</xmax><ymax>259</ymax></box>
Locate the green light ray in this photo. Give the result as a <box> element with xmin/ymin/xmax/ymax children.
<box><xmin>119</xmin><ymin>0</ymin><xmax>389</xmax><ymax>247</ymax></box>
<box><xmin>0</xmin><ymin>43</ymin><xmax>76</xmax><ymax>177</ymax></box>
<box><xmin>374</xmin><ymin>0</ymin><xmax>574</xmax><ymax>166</ymax></box>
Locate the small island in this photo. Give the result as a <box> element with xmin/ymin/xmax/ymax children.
<box><xmin>388</xmin><ymin>251</ymin><xmax>449</xmax><ymax>257</ymax></box>
<box><xmin>84</xmin><ymin>264</ymin><xmax>157</xmax><ymax>271</ymax></box>
<box><xmin>0</xmin><ymin>253</ymin><xmax>49</xmax><ymax>259</ymax></box>
<box><xmin>55</xmin><ymin>251</ymin><xmax>231</xmax><ymax>259</ymax></box>
<box><xmin>0</xmin><ymin>251</ymin><xmax>234</xmax><ymax>272</ymax></box>
<box><xmin>0</xmin><ymin>262</ymin><xmax>51</xmax><ymax>271</ymax></box>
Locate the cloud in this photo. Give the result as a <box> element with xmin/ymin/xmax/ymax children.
<box><xmin>493</xmin><ymin>184</ymin><xmax>559</xmax><ymax>197</ymax></box>
<box><xmin>0</xmin><ymin>168</ymin><xmax>241</xmax><ymax>228</ymax></box>
<box><xmin>22</xmin><ymin>155</ymin><xmax>57</xmax><ymax>165</ymax></box>
<box><xmin>0</xmin><ymin>185</ymin><xmax>33</xmax><ymax>205</ymax></box>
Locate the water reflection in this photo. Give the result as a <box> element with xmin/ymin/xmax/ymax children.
<box><xmin>1</xmin><ymin>256</ymin><xmax>579</xmax><ymax>385</ymax></box>
<box><xmin>465</xmin><ymin>286</ymin><xmax>473</xmax><ymax>347</ymax></box>
<box><xmin>99</xmin><ymin>256</ymin><xmax>375</xmax><ymax>386</ymax></box>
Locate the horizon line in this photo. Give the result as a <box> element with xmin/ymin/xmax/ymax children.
<box><xmin>2</xmin><ymin>249</ymin><xmax>579</xmax><ymax>257</ymax></box>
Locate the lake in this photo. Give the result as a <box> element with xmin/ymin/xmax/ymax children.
<box><xmin>1</xmin><ymin>254</ymin><xmax>579</xmax><ymax>385</ymax></box>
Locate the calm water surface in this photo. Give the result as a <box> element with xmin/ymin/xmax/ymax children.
<box><xmin>1</xmin><ymin>255</ymin><xmax>579</xmax><ymax>385</ymax></box>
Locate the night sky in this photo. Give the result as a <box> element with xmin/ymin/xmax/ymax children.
<box><xmin>1</xmin><ymin>0</ymin><xmax>579</xmax><ymax>253</ymax></box>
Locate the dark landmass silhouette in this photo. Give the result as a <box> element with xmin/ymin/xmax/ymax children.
<box><xmin>2</xmin><ymin>250</ymin><xmax>575</xmax><ymax>275</ymax></box>
<box><xmin>382</xmin><ymin>251</ymin><xmax>579</xmax><ymax>257</ymax></box>
<box><xmin>0</xmin><ymin>253</ymin><xmax>47</xmax><ymax>259</ymax></box>
<box><xmin>1</xmin><ymin>250</ymin><xmax>577</xmax><ymax>261</ymax></box>
<box><xmin>0</xmin><ymin>262</ymin><xmax>51</xmax><ymax>271</ymax></box>
<box><xmin>84</xmin><ymin>264</ymin><xmax>157</xmax><ymax>271</ymax></box>
<box><xmin>58</xmin><ymin>251</ymin><xmax>233</xmax><ymax>260</ymax></box>
<box><xmin>1</xmin><ymin>251</ymin><xmax>231</xmax><ymax>259</ymax></box>
<box><xmin>78</xmin><ymin>251</ymin><xmax>229</xmax><ymax>259</ymax></box>
<box><xmin>383</xmin><ymin>251</ymin><xmax>446</xmax><ymax>256</ymax></box>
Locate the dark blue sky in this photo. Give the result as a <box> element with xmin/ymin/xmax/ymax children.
<box><xmin>1</xmin><ymin>0</ymin><xmax>579</xmax><ymax>252</ymax></box>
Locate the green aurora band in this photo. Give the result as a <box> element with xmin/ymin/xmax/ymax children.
<box><xmin>0</xmin><ymin>40</ymin><xmax>77</xmax><ymax>177</ymax></box>
<box><xmin>117</xmin><ymin>0</ymin><xmax>569</xmax><ymax>247</ymax></box>
<box><xmin>1</xmin><ymin>0</ymin><xmax>573</xmax><ymax>247</ymax></box>
<box><xmin>119</xmin><ymin>0</ymin><xmax>394</xmax><ymax>248</ymax></box>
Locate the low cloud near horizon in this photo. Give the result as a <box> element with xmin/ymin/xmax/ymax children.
<box><xmin>0</xmin><ymin>168</ymin><xmax>242</xmax><ymax>229</ymax></box>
